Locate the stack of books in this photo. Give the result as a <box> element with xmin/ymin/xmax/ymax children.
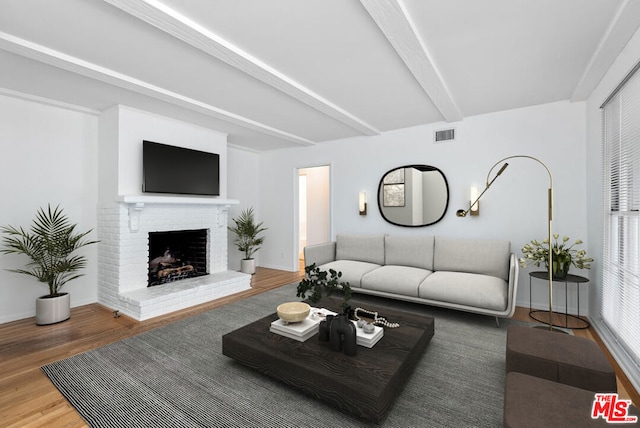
<box><xmin>353</xmin><ymin>321</ymin><xmax>384</xmax><ymax>348</ymax></box>
<box><xmin>270</xmin><ymin>307</ymin><xmax>336</xmax><ymax>342</ymax></box>
<box><xmin>270</xmin><ymin>308</ymin><xmax>384</xmax><ymax>348</ymax></box>
<box><xmin>270</xmin><ymin>317</ymin><xmax>320</xmax><ymax>342</ymax></box>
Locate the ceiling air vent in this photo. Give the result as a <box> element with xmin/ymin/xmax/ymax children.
<box><xmin>434</xmin><ymin>128</ymin><xmax>456</xmax><ymax>143</ymax></box>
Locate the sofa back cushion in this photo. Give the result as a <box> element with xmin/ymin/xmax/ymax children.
<box><xmin>384</xmin><ymin>235</ymin><xmax>434</xmax><ymax>270</ymax></box>
<box><xmin>433</xmin><ymin>237</ymin><xmax>511</xmax><ymax>281</ymax></box>
<box><xmin>336</xmin><ymin>234</ymin><xmax>385</xmax><ymax>265</ymax></box>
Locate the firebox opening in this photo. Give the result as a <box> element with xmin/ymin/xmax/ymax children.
<box><xmin>148</xmin><ymin>229</ymin><xmax>208</xmax><ymax>287</ymax></box>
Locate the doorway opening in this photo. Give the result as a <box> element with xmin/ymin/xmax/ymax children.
<box><xmin>298</xmin><ymin>165</ymin><xmax>331</xmax><ymax>268</ymax></box>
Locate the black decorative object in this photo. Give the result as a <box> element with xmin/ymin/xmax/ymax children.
<box><xmin>328</xmin><ymin>314</ymin><xmax>357</xmax><ymax>356</ymax></box>
<box><xmin>318</xmin><ymin>315</ymin><xmax>333</xmax><ymax>342</ymax></box>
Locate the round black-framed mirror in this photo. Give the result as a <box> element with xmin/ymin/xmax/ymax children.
<box><xmin>377</xmin><ymin>164</ymin><xmax>449</xmax><ymax>227</ymax></box>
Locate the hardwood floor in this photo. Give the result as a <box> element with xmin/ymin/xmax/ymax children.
<box><xmin>0</xmin><ymin>267</ymin><xmax>303</xmax><ymax>428</ymax></box>
<box><xmin>1</xmin><ymin>265</ymin><xmax>637</xmax><ymax>427</ymax></box>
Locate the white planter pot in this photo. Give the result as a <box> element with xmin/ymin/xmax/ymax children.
<box><xmin>36</xmin><ymin>293</ymin><xmax>71</xmax><ymax>325</ymax></box>
<box><xmin>241</xmin><ymin>258</ymin><xmax>256</xmax><ymax>275</ymax></box>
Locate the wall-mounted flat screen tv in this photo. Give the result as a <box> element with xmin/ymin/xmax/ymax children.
<box><xmin>143</xmin><ymin>140</ymin><xmax>220</xmax><ymax>196</ymax></box>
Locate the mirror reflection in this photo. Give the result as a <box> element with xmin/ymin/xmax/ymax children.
<box><xmin>377</xmin><ymin>165</ymin><xmax>449</xmax><ymax>227</ymax></box>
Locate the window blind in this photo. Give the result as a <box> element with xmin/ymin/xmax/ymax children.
<box><xmin>601</xmin><ymin>62</ymin><xmax>640</xmax><ymax>369</ymax></box>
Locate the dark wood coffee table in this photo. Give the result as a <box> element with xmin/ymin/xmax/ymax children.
<box><xmin>222</xmin><ymin>297</ymin><xmax>435</xmax><ymax>423</ymax></box>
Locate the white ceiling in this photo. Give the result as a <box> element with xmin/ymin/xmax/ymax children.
<box><xmin>1</xmin><ymin>0</ymin><xmax>639</xmax><ymax>151</ymax></box>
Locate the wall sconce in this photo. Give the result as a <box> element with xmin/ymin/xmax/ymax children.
<box><xmin>470</xmin><ymin>186</ymin><xmax>479</xmax><ymax>216</ymax></box>
<box><xmin>359</xmin><ymin>192</ymin><xmax>367</xmax><ymax>216</ymax></box>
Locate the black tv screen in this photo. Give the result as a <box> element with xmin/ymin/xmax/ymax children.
<box><xmin>143</xmin><ymin>140</ymin><xmax>220</xmax><ymax>196</ymax></box>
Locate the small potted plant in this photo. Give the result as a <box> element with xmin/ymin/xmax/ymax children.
<box><xmin>1</xmin><ymin>204</ymin><xmax>98</xmax><ymax>325</ymax></box>
<box><xmin>228</xmin><ymin>207</ymin><xmax>267</xmax><ymax>274</ymax></box>
<box><xmin>519</xmin><ymin>234</ymin><xmax>593</xmax><ymax>279</ymax></box>
<box><xmin>296</xmin><ymin>263</ymin><xmax>352</xmax><ymax>312</ymax></box>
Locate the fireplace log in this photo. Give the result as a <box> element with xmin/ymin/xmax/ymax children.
<box><xmin>150</xmin><ymin>250</ymin><xmax>179</xmax><ymax>271</ymax></box>
<box><xmin>157</xmin><ymin>265</ymin><xmax>194</xmax><ymax>279</ymax></box>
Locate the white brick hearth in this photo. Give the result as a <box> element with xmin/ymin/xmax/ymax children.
<box><xmin>97</xmin><ymin>196</ymin><xmax>251</xmax><ymax>321</ymax></box>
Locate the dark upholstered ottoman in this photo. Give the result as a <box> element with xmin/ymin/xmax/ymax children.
<box><xmin>506</xmin><ymin>325</ymin><xmax>617</xmax><ymax>392</ymax></box>
<box><xmin>504</xmin><ymin>372</ymin><xmax>639</xmax><ymax>428</ymax></box>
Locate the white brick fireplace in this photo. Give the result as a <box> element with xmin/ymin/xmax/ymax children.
<box><xmin>97</xmin><ymin>195</ymin><xmax>251</xmax><ymax>321</ymax></box>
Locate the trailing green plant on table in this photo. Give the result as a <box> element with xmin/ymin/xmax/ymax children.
<box><xmin>519</xmin><ymin>234</ymin><xmax>593</xmax><ymax>279</ymax></box>
<box><xmin>296</xmin><ymin>263</ymin><xmax>352</xmax><ymax>312</ymax></box>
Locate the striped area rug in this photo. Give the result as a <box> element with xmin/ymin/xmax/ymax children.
<box><xmin>42</xmin><ymin>283</ymin><xmax>521</xmax><ymax>427</ymax></box>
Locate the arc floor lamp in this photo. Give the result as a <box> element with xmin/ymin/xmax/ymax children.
<box><xmin>457</xmin><ymin>155</ymin><xmax>556</xmax><ymax>331</ymax></box>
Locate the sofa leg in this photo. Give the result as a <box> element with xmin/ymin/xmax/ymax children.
<box><xmin>495</xmin><ymin>317</ymin><xmax>500</xmax><ymax>328</ymax></box>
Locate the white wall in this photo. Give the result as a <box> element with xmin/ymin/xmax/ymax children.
<box><xmin>227</xmin><ymin>147</ymin><xmax>261</xmax><ymax>271</ymax></box>
<box><xmin>258</xmin><ymin>100</ymin><xmax>588</xmax><ymax>312</ymax></box>
<box><xmin>0</xmin><ymin>86</ymin><xmax>596</xmax><ymax>323</ymax></box>
<box><xmin>100</xmin><ymin>105</ymin><xmax>228</xmax><ymax>201</ymax></box>
<box><xmin>0</xmin><ymin>100</ymin><xmax>233</xmax><ymax>324</ymax></box>
<box><xmin>0</xmin><ymin>94</ymin><xmax>99</xmax><ymax>323</ymax></box>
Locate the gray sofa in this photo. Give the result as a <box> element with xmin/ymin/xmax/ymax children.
<box><xmin>303</xmin><ymin>234</ymin><xmax>519</xmax><ymax>324</ymax></box>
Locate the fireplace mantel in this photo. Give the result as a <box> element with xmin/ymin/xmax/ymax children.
<box><xmin>118</xmin><ymin>195</ymin><xmax>239</xmax><ymax>206</ymax></box>
<box><xmin>117</xmin><ymin>195</ymin><xmax>239</xmax><ymax>232</ymax></box>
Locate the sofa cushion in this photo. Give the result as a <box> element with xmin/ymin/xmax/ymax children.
<box><xmin>419</xmin><ymin>271</ymin><xmax>508</xmax><ymax>311</ymax></box>
<box><xmin>319</xmin><ymin>260</ymin><xmax>381</xmax><ymax>288</ymax></box>
<box><xmin>336</xmin><ymin>234</ymin><xmax>385</xmax><ymax>265</ymax></box>
<box><xmin>303</xmin><ymin>242</ymin><xmax>336</xmax><ymax>267</ymax></box>
<box><xmin>384</xmin><ymin>235</ymin><xmax>434</xmax><ymax>270</ymax></box>
<box><xmin>433</xmin><ymin>237</ymin><xmax>511</xmax><ymax>281</ymax></box>
<box><xmin>361</xmin><ymin>265</ymin><xmax>433</xmax><ymax>297</ymax></box>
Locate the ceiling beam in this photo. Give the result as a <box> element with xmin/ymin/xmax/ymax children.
<box><xmin>360</xmin><ymin>0</ymin><xmax>463</xmax><ymax>123</ymax></box>
<box><xmin>103</xmin><ymin>0</ymin><xmax>380</xmax><ymax>136</ymax></box>
<box><xmin>571</xmin><ymin>0</ymin><xmax>640</xmax><ymax>101</ymax></box>
<box><xmin>0</xmin><ymin>88</ymin><xmax>102</xmax><ymax>116</ymax></box>
<box><xmin>0</xmin><ymin>31</ymin><xmax>314</xmax><ymax>147</ymax></box>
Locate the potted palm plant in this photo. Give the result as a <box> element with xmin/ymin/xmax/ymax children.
<box><xmin>228</xmin><ymin>207</ymin><xmax>267</xmax><ymax>274</ymax></box>
<box><xmin>1</xmin><ymin>204</ymin><xmax>98</xmax><ymax>325</ymax></box>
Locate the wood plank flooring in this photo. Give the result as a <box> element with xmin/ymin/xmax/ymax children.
<box><xmin>1</xmin><ymin>265</ymin><xmax>637</xmax><ymax>427</ymax></box>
